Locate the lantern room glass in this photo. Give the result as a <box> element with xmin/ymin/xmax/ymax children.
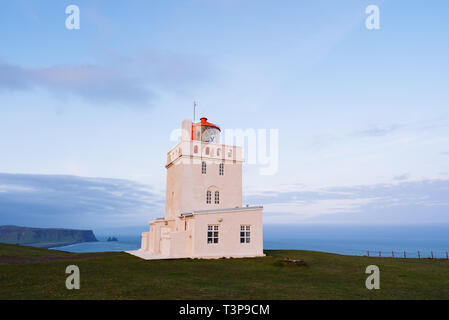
<box><xmin>201</xmin><ymin>126</ymin><xmax>220</xmax><ymax>143</ymax></box>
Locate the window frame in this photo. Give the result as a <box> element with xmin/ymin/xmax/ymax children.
<box><xmin>207</xmin><ymin>225</ymin><xmax>219</xmax><ymax>244</ymax></box>
<box><xmin>219</xmin><ymin>163</ymin><xmax>224</xmax><ymax>176</ymax></box>
<box><xmin>206</xmin><ymin>190</ymin><xmax>211</xmax><ymax>204</ymax></box>
<box><xmin>240</xmin><ymin>225</ymin><xmax>251</xmax><ymax>244</ymax></box>
<box><xmin>214</xmin><ymin>191</ymin><xmax>219</xmax><ymax>204</ymax></box>
<box><xmin>202</xmin><ymin>161</ymin><xmax>206</xmax><ymax>174</ymax></box>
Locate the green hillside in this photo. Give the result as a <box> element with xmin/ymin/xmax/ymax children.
<box><xmin>1</xmin><ymin>243</ymin><xmax>448</xmax><ymax>300</ymax></box>
<box><xmin>0</xmin><ymin>226</ymin><xmax>98</xmax><ymax>248</ymax></box>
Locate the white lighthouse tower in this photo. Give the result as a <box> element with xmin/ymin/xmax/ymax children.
<box><xmin>129</xmin><ymin>116</ymin><xmax>264</xmax><ymax>259</ymax></box>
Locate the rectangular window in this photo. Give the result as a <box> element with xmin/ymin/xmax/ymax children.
<box><xmin>207</xmin><ymin>225</ymin><xmax>219</xmax><ymax>244</ymax></box>
<box><xmin>206</xmin><ymin>191</ymin><xmax>211</xmax><ymax>204</ymax></box>
<box><xmin>202</xmin><ymin>161</ymin><xmax>206</xmax><ymax>174</ymax></box>
<box><xmin>240</xmin><ymin>225</ymin><xmax>251</xmax><ymax>243</ymax></box>
<box><xmin>219</xmin><ymin>163</ymin><xmax>224</xmax><ymax>176</ymax></box>
<box><xmin>214</xmin><ymin>191</ymin><xmax>219</xmax><ymax>204</ymax></box>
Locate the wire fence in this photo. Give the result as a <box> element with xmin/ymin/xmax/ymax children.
<box><xmin>362</xmin><ymin>250</ymin><xmax>449</xmax><ymax>259</ymax></box>
<box><xmin>298</xmin><ymin>248</ymin><xmax>449</xmax><ymax>259</ymax></box>
<box><xmin>265</xmin><ymin>244</ymin><xmax>449</xmax><ymax>259</ymax></box>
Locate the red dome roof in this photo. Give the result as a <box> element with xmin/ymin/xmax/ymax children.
<box><xmin>191</xmin><ymin>117</ymin><xmax>221</xmax><ymax>141</ymax></box>
<box><xmin>195</xmin><ymin>117</ymin><xmax>221</xmax><ymax>131</ymax></box>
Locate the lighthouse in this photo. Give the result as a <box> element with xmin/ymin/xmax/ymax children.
<box><xmin>128</xmin><ymin>116</ymin><xmax>264</xmax><ymax>259</ymax></box>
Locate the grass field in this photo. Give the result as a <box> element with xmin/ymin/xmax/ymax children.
<box><xmin>1</xmin><ymin>243</ymin><xmax>448</xmax><ymax>300</ymax></box>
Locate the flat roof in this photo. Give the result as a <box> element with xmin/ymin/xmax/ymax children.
<box><xmin>181</xmin><ymin>206</ymin><xmax>263</xmax><ymax>217</ymax></box>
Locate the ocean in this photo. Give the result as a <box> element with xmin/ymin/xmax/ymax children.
<box><xmin>51</xmin><ymin>224</ymin><xmax>449</xmax><ymax>258</ymax></box>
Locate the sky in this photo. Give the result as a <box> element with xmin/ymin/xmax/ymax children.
<box><xmin>1</xmin><ymin>1</ymin><xmax>448</xmax><ymax>228</ymax></box>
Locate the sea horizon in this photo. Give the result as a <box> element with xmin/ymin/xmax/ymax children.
<box><xmin>51</xmin><ymin>223</ymin><xmax>449</xmax><ymax>258</ymax></box>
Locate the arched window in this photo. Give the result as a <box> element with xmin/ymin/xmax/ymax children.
<box><xmin>215</xmin><ymin>191</ymin><xmax>220</xmax><ymax>204</ymax></box>
<box><xmin>194</xmin><ymin>145</ymin><xmax>198</xmax><ymax>154</ymax></box>
<box><xmin>228</xmin><ymin>149</ymin><xmax>232</xmax><ymax>157</ymax></box>
<box><xmin>207</xmin><ymin>186</ymin><xmax>218</xmax><ymax>205</ymax></box>
<box><xmin>206</xmin><ymin>191</ymin><xmax>211</xmax><ymax>204</ymax></box>
<box><xmin>202</xmin><ymin>161</ymin><xmax>206</xmax><ymax>174</ymax></box>
<box><xmin>219</xmin><ymin>163</ymin><xmax>224</xmax><ymax>176</ymax></box>
<box><xmin>217</xmin><ymin>148</ymin><xmax>221</xmax><ymax>156</ymax></box>
<box><xmin>206</xmin><ymin>147</ymin><xmax>210</xmax><ymax>155</ymax></box>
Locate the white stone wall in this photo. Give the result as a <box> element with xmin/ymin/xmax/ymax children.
<box><xmin>164</xmin><ymin>140</ymin><xmax>244</xmax><ymax>220</ymax></box>
<box><xmin>191</xmin><ymin>208</ymin><xmax>264</xmax><ymax>258</ymax></box>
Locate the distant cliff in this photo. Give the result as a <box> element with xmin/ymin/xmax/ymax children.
<box><xmin>0</xmin><ymin>225</ymin><xmax>98</xmax><ymax>248</ymax></box>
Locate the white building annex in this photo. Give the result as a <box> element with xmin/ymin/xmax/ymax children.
<box><xmin>128</xmin><ymin>116</ymin><xmax>264</xmax><ymax>260</ymax></box>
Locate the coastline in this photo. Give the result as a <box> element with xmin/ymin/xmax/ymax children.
<box><xmin>29</xmin><ymin>239</ymin><xmax>99</xmax><ymax>249</ymax></box>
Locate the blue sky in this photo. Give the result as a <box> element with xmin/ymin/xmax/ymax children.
<box><xmin>1</xmin><ymin>1</ymin><xmax>448</xmax><ymax>228</ymax></box>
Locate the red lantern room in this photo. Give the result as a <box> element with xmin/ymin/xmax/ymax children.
<box><xmin>192</xmin><ymin>117</ymin><xmax>221</xmax><ymax>143</ymax></box>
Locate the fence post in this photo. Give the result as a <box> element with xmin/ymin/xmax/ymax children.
<box><xmin>418</xmin><ymin>251</ymin><xmax>421</xmax><ymax>259</ymax></box>
<box><xmin>446</xmin><ymin>251</ymin><xmax>448</xmax><ymax>260</ymax></box>
<box><xmin>367</xmin><ymin>250</ymin><xmax>370</xmax><ymax>257</ymax></box>
<box><xmin>404</xmin><ymin>251</ymin><xmax>406</xmax><ymax>259</ymax></box>
<box><xmin>431</xmin><ymin>251</ymin><xmax>434</xmax><ymax>259</ymax></box>
<box><xmin>379</xmin><ymin>251</ymin><xmax>381</xmax><ymax>257</ymax></box>
<box><xmin>392</xmin><ymin>251</ymin><xmax>394</xmax><ymax>258</ymax></box>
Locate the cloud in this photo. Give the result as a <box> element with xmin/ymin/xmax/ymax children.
<box><xmin>0</xmin><ymin>52</ymin><xmax>216</xmax><ymax>105</ymax></box>
<box><xmin>0</xmin><ymin>61</ymin><xmax>151</xmax><ymax>104</ymax></box>
<box><xmin>351</xmin><ymin>124</ymin><xmax>403</xmax><ymax>137</ymax></box>
<box><xmin>0</xmin><ymin>173</ymin><xmax>164</xmax><ymax>229</ymax></box>
<box><xmin>244</xmin><ymin>178</ymin><xmax>449</xmax><ymax>224</ymax></box>
<box><xmin>2</xmin><ymin>173</ymin><xmax>448</xmax><ymax>228</ymax></box>
<box><xmin>263</xmin><ymin>198</ymin><xmax>378</xmax><ymax>221</ymax></box>
<box><xmin>122</xmin><ymin>51</ymin><xmax>216</xmax><ymax>89</ymax></box>
<box><xmin>393</xmin><ymin>173</ymin><xmax>410</xmax><ymax>181</ymax></box>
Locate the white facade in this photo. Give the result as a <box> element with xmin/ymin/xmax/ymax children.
<box><xmin>128</xmin><ymin>117</ymin><xmax>264</xmax><ymax>260</ymax></box>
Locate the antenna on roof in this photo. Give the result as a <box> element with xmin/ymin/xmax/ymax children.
<box><xmin>193</xmin><ymin>101</ymin><xmax>197</xmax><ymax>123</ymax></box>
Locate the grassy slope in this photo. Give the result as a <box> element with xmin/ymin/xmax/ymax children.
<box><xmin>1</xmin><ymin>243</ymin><xmax>448</xmax><ymax>300</ymax></box>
